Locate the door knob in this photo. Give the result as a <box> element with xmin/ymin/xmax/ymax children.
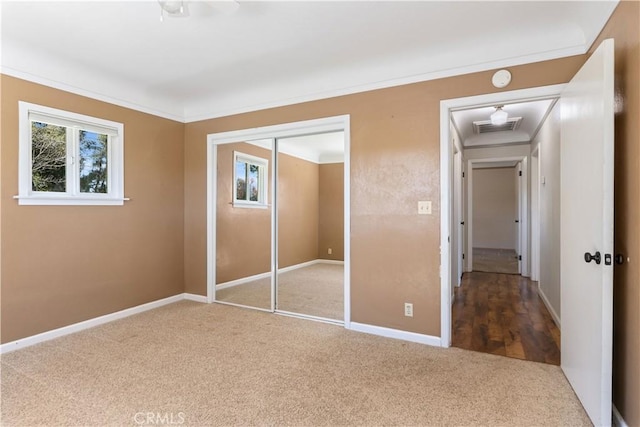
<box><xmin>584</xmin><ymin>251</ymin><xmax>601</xmax><ymax>265</ymax></box>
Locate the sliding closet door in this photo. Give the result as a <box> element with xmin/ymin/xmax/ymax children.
<box><xmin>214</xmin><ymin>139</ymin><xmax>274</xmax><ymax>311</ymax></box>
<box><xmin>275</xmin><ymin>133</ymin><xmax>345</xmax><ymax>321</ymax></box>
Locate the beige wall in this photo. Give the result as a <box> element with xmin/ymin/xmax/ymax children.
<box><xmin>184</xmin><ymin>55</ymin><xmax>586</xmax><ymax>335</ymax></box>
<box><xmin>3</xmin><ymin>4</ymin><xmax>636</xmax><ymax>418</ymax></box>
<box><xmin>531</xmin><ymin>102</ymin><xmax>561</xmax><ymax>321</ymax></box>
<box><xmin>277</xmin><ymin>152</ymin><xmax>319</xmax><ymax>268</ymax></box>
<box><xmin>318</xmin><ymin>163</ymin><xmax>344</xmax><ymax>261</ymax></box>
<box><xmin>216</xmin><ymin>143</ymin><xmax>329</xmax><ymax>283</ymax></box>
<box><xmin>591</xmin><ymin>1</ymin><xmax>640</xmax><ymax>424</ymax></box>
<box><xmin>215</xmin><ymin>142</ymin><xmax>272</xmax><ymax>284</ymax></box>
<box><xmin>1</xmin><ymin>75</ymin><xmax>185</xmax><ymax>343</ymax></box>
<box><xmin>472</xmin><ymin>167</ymin><xmax>517</xmax><ymax>250</ymax></box>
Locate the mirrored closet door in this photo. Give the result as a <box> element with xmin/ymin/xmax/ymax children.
<box><xmin>275</xmin><ymin>132</ymin><xmax>345</xmax><ymax>321</ymax></box>
<box><xmin>214</xmin><ymin>138</ymin><xmax>274</xmax><ymax>311</ymax></box>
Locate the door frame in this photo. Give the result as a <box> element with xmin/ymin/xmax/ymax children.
<box><xmin>465</xmin><ymin>156</ymin><xmax>528</xmax><ymax>275</ymax></box>
<box><xmin>530</xmin><ymin>146</ymin><xmax>541</xmax><ymax>282</ymax></box>
<box><xmin>206</xmin><ymin>114</ymin><xmax>351</xmax><ymax>327</ymax></box>
<box><xmin>439</xmin><ymin>84</ymin><xmax>565</xmax><ymax>347</ymax></box>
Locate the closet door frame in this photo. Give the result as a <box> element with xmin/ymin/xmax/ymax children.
<box><xmin>206</xmin><ymin>115</ymin><xmax>351</xmax><ymax>327</ymax></box>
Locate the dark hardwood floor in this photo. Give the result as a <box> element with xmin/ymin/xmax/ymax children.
<box><xmin>452</xmin><ymin>272</ymin><xmax>561</xmax><ymax>365</ymax></box>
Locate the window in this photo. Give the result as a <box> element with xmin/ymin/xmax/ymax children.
<box><xmin>233</xmin><ymin>151</ymin><xmax>268</xmax><ymax>208</ymax></box>
<box><xmin>17</xmin><ymin>102</ymin><xmax>125</xmax><ymax>205</ymax></box>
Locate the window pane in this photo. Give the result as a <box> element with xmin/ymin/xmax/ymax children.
<box><xmin>248</xmin><ymin>164</ymin><xmax>260</xmax><ymax>202</ymax></box>
<box><xmin>79</xmin><ymin>130</ymin><xmax>108</xmax><ymax>193</ymax></box>
<box><xmin>236</xmin><ymin>161</ymin><xmax>247</xmax><ymax>200</ymax></box>
<box><xmin>31</xmin><ymin>121</ymin><xmax>67</xmax><ymax>192</ymax></box>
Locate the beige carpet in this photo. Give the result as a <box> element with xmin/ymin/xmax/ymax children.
<box><xmin>472</xmin><ymin>247</ymin><xmax>519</xmax><ymax>274</ymax></box>
<box><xmin>216</xmin><ymin>263</ymin><xmax>343</xmax><ymax>320</ymax></box>
<box><xmin>1</xmin><ymin>301</ymin><xmax>590</xmax><ymax>426</ymax></box>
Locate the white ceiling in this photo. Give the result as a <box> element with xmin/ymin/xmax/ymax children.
<box><xmin>246</xmin><ymin>131</ymin><xmax>344</xmax><ymax>164</ymax></box>
<box><xmin>0</xmin><ymin>1</ymin><xmax>618</xmax><ymax>122</ymax></box>
<box><xmin>451</xmin><ymin>99</ymin><xmax>556</xmax><ymax>148</ymax></box>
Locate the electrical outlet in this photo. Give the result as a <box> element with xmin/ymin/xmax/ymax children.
<box><xmin>328</xmin><ymin>248</ymin><xmax>332</xmax><ymax>255</ymax></box>
<box><xmin>418</xmin><ymin>201</ymin><xmax>432</xmax><ymax>215</ymax></box>
<box><xmin>404</xmin><ymin>303</ymin><xmax>413</xmax><ymax>317</ymax></box>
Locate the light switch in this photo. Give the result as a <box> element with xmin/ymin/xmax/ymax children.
<box><xmin>418</xmin><ymin>201</ymin><xmax>432</xmax><ymax>215</ymax></box>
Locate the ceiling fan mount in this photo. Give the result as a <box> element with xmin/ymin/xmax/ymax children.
<box><xmin>157</xmin><ymin>0</ymin><xmax>239</xmax><ymax>22</ymax></box>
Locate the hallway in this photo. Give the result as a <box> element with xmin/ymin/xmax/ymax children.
<box><xmin>452</xmin><ymin>272</ymin><xmax>560</xmax><ymax>365</ymax></box>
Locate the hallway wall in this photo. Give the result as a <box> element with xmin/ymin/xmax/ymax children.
<box><xmin>531</xmin><ymin>102</ymin><xmax>561</xmax><ymax>324</ymax></box>
<box><xmin>472</xmin><ymin>167</ymin><xmax>517</xmax><ymax>250</ymax></box>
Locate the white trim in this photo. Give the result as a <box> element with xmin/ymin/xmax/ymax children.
<box><xmin>538</xmin><ymin>285</ymin><xmax>561</xmax><ymax>329</ymax></box>
<box><xmin>0</xmin><ymin>294</ymin><xmax>188</xmax><ymax>354</ymax></box>
<box><xmin>184</xmin><ymin>46</ymin><xmax>586</xmax><ymax>122</ymax></box>
<box><xmin>183</xmin><ymin>293</ymin><xmax>208</xmax><ymax>303</ymax></box>
<box><xmin>17</xmin><ymin>101</ymin><xmax>125</xmax><ymax>206</ymax></box>
<box><xmin>1</xmin><ymin>66</ymin><xmax>185</xmax><ymax>123</ymax></box>
<box><xmin>440</xmin><ymin>84</ymin><xmax>566</xmax><ymax>348</ymax></box>
<box><xmin>531</xmin><ymin>146</ymin><xmax>541</xmax><ymax>282</ymax></box>
<box><xmin>612</xmin><ymin>405</ymin><xmax>629</xmax><ymax>427</ymax></box>
<box><xmin>275</xmin><ymin>310</ymin><xmax>344</xmax><ymax>326</ymax></box>
<box><xmin>207</xmin><ymin>115</ymin><xmax>351</xmax><ymax>327</ymax></box>
<box><xmin>216</xmin><ymin>259</ymin><xmax>346</xmax><ymax>290</ymax></box>
<box><xmin>216</xmin><ymin>271</ymin><xmax>272</xmax><ymax>291</ymax></box>
<box><xmin>233</xmin><ymin>150</ymin><xmax>269</xmax><ymax>208</ymax></box>
<box><xmin>349</xmin><ymin>322</ymin><xmax>441</xmax><ymax>347</ymax></box>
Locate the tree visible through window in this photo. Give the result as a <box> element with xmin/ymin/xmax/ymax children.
<box><xmin>18</xmin><ymin>102</ymin><xmax>124</xmax><ymax>205</ymax></box>
<box><xmin>79</xmin><ymin>130</ymin><xmax>108</xmax><ymax>193</ymax></box>
<box><xmin>31</xmin><ymin>121</ymin><xmax>66</xmax><ymax>192</ymax></box>
<box><xmin>234</xmin><ymin>151</ymin><xmax>268</xmax><ymax>207</ymax></box>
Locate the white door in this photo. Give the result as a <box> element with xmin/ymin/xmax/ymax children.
<box><xmin>515</xmin><ymin>163</ymin><xmax>522</xmax><ymax>274</ymax></box>
<box><xmin>453</xmin><ymin>150</ymin><xmax>463</xmax><ymax>286</ymax></box>
<box><xmin>560</xmin><ymin>38</ymin><xmax>614</xmax><ymax>427</ymax></box>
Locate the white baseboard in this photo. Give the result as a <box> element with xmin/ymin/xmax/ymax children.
<box><xmin>216</xmin><ymin>258</ymin><xmax>345</xmax><ymax>290</ymax></box>
<box><xmin>184</xmin><ymin>293</ymin><xmax>208</xmax><ymax>303</ymax></box>
<box><xmin>0</xmin><ymin>293</ymin><xmax>207</xmax><ymax>354</ymax></box>
<box><xmin>613</xmin><ymin>405</ymin><xmax>629</xmax><ymax>427</ymax></box>
<box><xmin>537</xmin><ymin>285</ymin><xmax>561</xmax><ymax>329</ymax></box>
<box><xmin>215</xmin><ymin>271</ymin><xmax>272</xmax><ymax>290</ymax></box>
<box><xmin>316</xmin><ymin>259</ymin><xmax>345</xmax><ymax>265</ymax></box>
<box><xmin>349</xmin><ymin>322</ymin><xmax>442</xmax><ymax>347</ymax></box>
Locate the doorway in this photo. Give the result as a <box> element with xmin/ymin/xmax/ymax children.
<box><xmin>441</xmin><ymin>87</ymin><xmax>565</xmax><ymax>367</ymax></box>
<box><xmin>206</xmin><ymin>115</ymin><xmax>351</xmax><ymax>326</ymax></box>
<box><xmin>440</xmin><ymin>85</ymin><xmax>565</xmax><ymax>347</ymax></box>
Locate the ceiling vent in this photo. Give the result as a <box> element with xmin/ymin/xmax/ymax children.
<box><xmin>473</xmin><ymin>117</ymin><xmax>522</xmax><ymax>134</ymax></box>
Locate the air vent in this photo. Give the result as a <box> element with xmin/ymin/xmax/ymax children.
<box><xmin>473</xmin><ymin>117</ymin><xmax>522</xmax><ymax>134</ymax></box>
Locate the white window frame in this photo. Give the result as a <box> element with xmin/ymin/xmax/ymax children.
<box><xmin>17</xmin><ymin>101</ymin><xmax>126</xmax><ymax>206</ymax></box>
<box><xmin>233</xmin><ymin>151</ymin><xmax>268</xmax><ymax>209</ymax></box>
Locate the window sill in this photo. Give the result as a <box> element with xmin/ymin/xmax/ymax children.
<box><xmin>14</xmin><ymin>195</ymin><xmax>130</xmax><ymax>206</ymax></box>
<box><xmin>233</xmin><ymin>202</ymin><xmax>269</xmax><ymax>209</ymax></box>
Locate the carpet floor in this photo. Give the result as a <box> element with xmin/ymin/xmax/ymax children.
<box><xmin>216</xmin><ymin>263</ymin><xmax>343</xmax><ymax>320</ymax></box>
<box><xmin>1</xmin><ymin>301</ymin><xmax>590</xmax><ymax>426</ymax></box>
<box><xmin>472</xmin><ymin>248</ymin><xmax>519</xmax><ymax>274</ymax></box>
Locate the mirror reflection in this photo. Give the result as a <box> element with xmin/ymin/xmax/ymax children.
<box><xmin>276</xmin><ymin>132</ymin><xmax>345</xmax><ymax>320</ymax></box>
<box><xmin>215</xmin><ymin>139</ymin><xmax>273</xmax><ymax>310</ymax></box>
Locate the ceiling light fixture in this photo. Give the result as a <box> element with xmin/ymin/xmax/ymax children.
<box><xmin>490</xmin><ymin>106</ymin><xmax>508</xmax><ymax>125</ymax></box>
<box><xmin>158</xmin><ymin>0</ymin><xmax>188</xmax><ymax>22</ymax></box>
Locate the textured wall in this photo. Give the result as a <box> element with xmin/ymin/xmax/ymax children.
<box><xmin>589</xmin><ymin>1</ymin><xmax>640</xmax><ymax>424</ymax></box>
<box><xmin>277</xmin><ymin>152</ymin><xmax>320</xmax><ymax>269</ymax></box>
<box><xmin>532</xmin><ymin>102</ymin><xmax>561</xmax><ymax>322</ymax></box>
<box><xmin>472</xmin><ymin>167</ymin><xmax>517</xmax><ymax>250</ymax></box>
<box><xmin>318</xmin><ymin>163</ymin><xmax>344</xmax><ymax>261</ymax></box>
<box><xmin>1</xmin><ymin>75</ymin><xmax>185</xmax><ymax>343</ymax></box>
<box><xmin>215</xmin><ymin>142</ymin><xmax>272</xmax><ymax>284</ymax></box>
<box><xmin>184</xmin><ymin>55</ymin><xmax>586</xmax><ymax>336</ymax></box>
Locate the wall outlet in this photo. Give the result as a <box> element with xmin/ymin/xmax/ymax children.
<box><xmin>404</xmin><ymin>302</ymin><xmax>413</xmax><ymax>317</ymax></box>
<box><xmin>328</xmin><ymin>248</ymin><xmax>332</xmax><ymax>255</ymax></box>
<box><xmin>418</xmin><ymin>201</ymin><xmax>432</xmax><ymax>215</ymax></box>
